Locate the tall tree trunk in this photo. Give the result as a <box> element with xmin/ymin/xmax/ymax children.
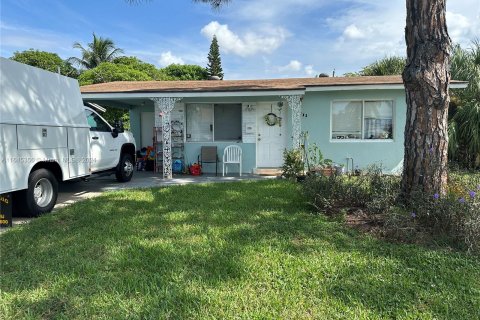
<box><xmin>401</xmin><ymin>0</ymin><xmax>451</xmax><ymax>200</ymax></box>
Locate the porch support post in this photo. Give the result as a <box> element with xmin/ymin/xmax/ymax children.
<box><xmin>151</xmin><ymin>97</ymin><xmax>182</xmax><ymax>179</ymax></box>
<box><xmin>281</xmin><ymin>95</ymin><xmax>303</xmax><ymax>149</ymax></box>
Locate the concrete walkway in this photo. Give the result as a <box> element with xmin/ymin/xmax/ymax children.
<box><xmin>2</xmin><ymin>171</ymin><xmax>276</xmax><ymax>232</ymax></box>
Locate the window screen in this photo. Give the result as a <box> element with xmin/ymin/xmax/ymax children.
<box><xmin>331</xmin><ymin>100</ymin><xmax>394</xmax><ymax>140</ymax></box>
<box><xmin>186</xmin><ymin>103</ymin><xmax>242</xmax><ymax>142</ymax></box>
<box><xmin>331</xmin><ymin>101</ymin><xmax>362</xmax><ymax>139</ymax></box>
<box><xmin>364</xmin><ymin>101</ymin><xmax>393</xmax><ymax>139</ymax></box>
<box><xmin>214</xmin><ymin>104</ymin><xmax>242</xmax><ymax>141</ymax></box>
<box><xmin>186</xmin><ymin>104</ymin><xmax>213</xmax><ymax>142</ymax></box>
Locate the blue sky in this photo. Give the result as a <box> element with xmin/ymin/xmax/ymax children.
<box><xmin>1</xmin><ymin>0</ymin><xmax>479</xmax><ymax>79</ymax></box>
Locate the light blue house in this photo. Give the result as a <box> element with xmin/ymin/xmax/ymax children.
<box><xmin>80</xmin><ymin>76</ymin><xmax>466</xmax><ymax>178</ymax></box>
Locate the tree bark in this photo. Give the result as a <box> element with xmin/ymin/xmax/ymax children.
<box><xmin>401</xmin><ymin>0</ymin><xmax>451</xmax><ymax>200</ymax></box>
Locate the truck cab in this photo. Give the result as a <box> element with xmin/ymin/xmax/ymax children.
<box><xmin>84</xmin><ymin>106</ymin><xmax>135</xmax><ymax>181</ymax></box>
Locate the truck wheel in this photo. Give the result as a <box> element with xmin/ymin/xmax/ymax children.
<box><xmin>116</xmin><ymin>154</ymin><xmax>134</xmax><ymax>182</ymax></box>
<box><xmin>22</xmin><ymin>169</ymin><xmax>58</xmax><ymax>217</ymax></box>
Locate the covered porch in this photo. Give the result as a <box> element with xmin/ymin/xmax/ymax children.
<box><xmin>81</xmin><ymin>83</ymin><xmax>305</xmax><ymax>179</ymax></box>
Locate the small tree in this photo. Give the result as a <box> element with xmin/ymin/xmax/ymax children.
<box><xmin>10</xmin><ymin>49</ymin><xmax>78</xmax><ymax>78</ymax></box>
<box><xmin>160</xmin><ymin>64</ymin><xmax>209</xmax><ymax>80</ymax></box>
<box><xmin>206</xmin><ymin>35</ymin><xmax>224</xmax><ymax>79</ymax></box>
<box><xmin>77</xmin><ymin>62</ymin><xmax>151</xmax><ymax>85</ymax></box>
<box><xmin>113</xmin><ymin>56</ymin><xmax>164</xmax><ymax>80</ymax></box>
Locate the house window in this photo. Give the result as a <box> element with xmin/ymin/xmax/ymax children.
<box><xmin>214</xmin><ymin>104</ymin><xmax>242</xmax><ymax>141</ymax></box>
<box><xmin>186</xmin><ymin>104</ymin><xmax>213</xmax><ymax>142</ymax></box>
<box><xmin>186</xmin><ymin>103</ymin><xmax>242</xmax><ymax>142</ymax></box>
<box><xmin>331</xmin><ymin>100</ymin><xmax>393</xmax><ymax>140</ymax></box>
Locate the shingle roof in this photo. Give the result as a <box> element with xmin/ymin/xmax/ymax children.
<box><xmin>80</xmin><ymin>76</ymin><xmax>407</xmax><ymax>94</ymax></box>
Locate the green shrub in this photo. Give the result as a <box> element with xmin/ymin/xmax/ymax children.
<box><xmin>384</xmin><ymin>172</ymin><xmax>480</xmax><ymax>253</ymax></box>
<box><xmin>302</xmin><ymin>175</ymin><xmax>366</xmax><ymax>214</ymax></box>
<box><xmin>363</xmin><ymin>166</ymin><xmax>400</xmax><ymax>214</ymax></box>
<box><xmin>463</xmin><ymin>211</ymin><xmax>480</xmax><ymax>253</ymax></box>
<box><xmin>303</xmin><ymin>165</ymin><xmax>480</xmax><ymax>254</ymax></box>
<box><xmin>302</xmin><ymin>165</ymin><xmax>399</xmax><ymax>215</ymax></box>
<box><xmin>281</xmin><ymin>149</ymin><xmax>304</xmax><ymax>179</ymax></box>
<box><xmin>403</xmin><ymin>183</ymin><xmax>480</xmax><ymax>252</ymax></box>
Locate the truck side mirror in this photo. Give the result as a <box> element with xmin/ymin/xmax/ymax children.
<box><xmin>112</xmin><ymin>127</ymin><xmax>119</xmax><ymax>138</ymax></box>
<box><xmin>114</xmin><ymin>119</ymin><xmax>124</xmax><ymax>133</ymax></box>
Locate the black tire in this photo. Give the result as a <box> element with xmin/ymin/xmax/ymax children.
<box><xmin>18</xmin><ymin>169</ymin><xmax>58</xmax><ymax>217</ymax></box>
<box><xmin>116</xmin><ymin>153</ymin><xmax>134</xmax><ymax>182</ymax></box>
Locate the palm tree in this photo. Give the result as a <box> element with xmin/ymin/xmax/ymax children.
<box><xmin>69</xmin><ymin>33</ymin><xmax>124</xmax><ymax>69</ymax></box>
<box><xmin>360</xmin><ymin>56</ymin><xmax>406</xmax><ymax>76</ymax></box>
<box><xmin>448</xmin><ymin>40</ymin><xmax>480</xmax><ymax>168</ymax></box>
<box><xmin>451</xmin><ymin>40</ymin><xmax>480</xmax><ymax>102</ymax></box>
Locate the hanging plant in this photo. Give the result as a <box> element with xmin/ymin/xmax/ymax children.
<box><xmin>264</xmin><ymin>112</ymin><xmax>278</xmax><ymax>126</ymax></box>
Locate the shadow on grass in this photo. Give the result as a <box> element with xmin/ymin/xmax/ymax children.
<box><xmin>1</xmin><ymin>180</ymin><xmax>479</xmax><ymax>319</ymax></box>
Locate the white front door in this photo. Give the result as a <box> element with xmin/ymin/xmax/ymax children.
<box><xmin>256</xmin><ymin>102</ymin><xmax>287</xmax><ymax>167</ymax></box>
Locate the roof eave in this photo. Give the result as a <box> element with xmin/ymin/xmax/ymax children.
<box><xmin>81</xmin><ymin>89</ymin><xmax>306</xmax><ymax>100</ymax></box>
<box><xmin>305</xmin><ymin>84</ymin><xmax>404</xmax><ymax>91</ymax></box>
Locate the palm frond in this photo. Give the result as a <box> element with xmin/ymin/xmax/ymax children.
<box><xmin>193</xmin><ymin>0</ymin><xmax>230</xmax><ymax>9</ymax></box>
<box><xmin>70</xmin><ymin>33</ymin><xmax>124</xmax><ymax>69</ymax></box>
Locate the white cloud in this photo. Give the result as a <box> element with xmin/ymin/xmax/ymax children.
<box><xmin>447</xmin><ymin>1</ymin><xmax>480</xmax><ymax>47</ymax></box>
<box><xmin>273</xmin><ymin>60</ymin><xmax>318</xmax><ymax>77</ymax></box>
<box><xmin>343</xmin><ymin>24</ymin><xmax>365</xmax><ymax>40</ymax></box>
<box><xmin>304</xmin><ymin>65</ymin><xmax>316</xmax><ymax>76</ymax></box>
<box><xmin>201</xmin><ymin>21</ymin><xmax>288</xmax><ymax>57</ymax></box>
<box><xmin>158</xmin><ymin>51</ymin><xmax>184</xmax><ymax>67</ymax></box>
<box><xmin>278</xmin><ymin>60</ymin><xmax>302</xmax><ymax>72</ymax></box>
<box><xmin>446</xmin><ymin>11</ymin><xmax>477</xmax><ymax>46</ymax></box>
<box><xmin>327</xmin><ymin>2</ymin><xmax>406</xmax><ymax>61</ymax></box>
<box><xmin>328</xmin><ymin>0</ymin><xmax>480</xmax><ymax>62</ymax></box>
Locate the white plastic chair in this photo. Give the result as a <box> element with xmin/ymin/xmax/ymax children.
<box><xmin>223</xmin><ymin>145</ymin><xmax>242</xmax><ymax>176</ymax></box>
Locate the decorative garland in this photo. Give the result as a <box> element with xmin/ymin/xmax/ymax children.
<box><xmin>264</xmin><ymin>112</ymin><xmax>278</xmax><ymax>126</ymax></box>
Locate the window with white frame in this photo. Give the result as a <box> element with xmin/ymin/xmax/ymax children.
<box><xmin>331</xmin><ymin>100</ymin><xmax>393</xmax><ymax>140</ymax></box>
<box><xmin>186</xmin><ymin>103</ymin><xmax>242</xmax><ymax>142</ymax></box>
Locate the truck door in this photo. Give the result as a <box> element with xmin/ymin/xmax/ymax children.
<box><xmin>85</xmin><ymin>108</ymin><xmax>119</xmax><ymax>172</ymax></box>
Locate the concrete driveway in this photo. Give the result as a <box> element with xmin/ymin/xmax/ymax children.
<box><xmin>2</xmin><ymin>171</ymin><xmax>274</xmax><ymax>232</ymax></box>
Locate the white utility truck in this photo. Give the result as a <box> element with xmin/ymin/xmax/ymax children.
<box><xmin>0</xmin><ymin>58</ymin><xmax>136</xmax><ymax>216</ymax></box>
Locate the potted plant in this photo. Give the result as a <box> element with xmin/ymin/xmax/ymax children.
<box><xmin>319</xmin><ymin>159</ymin><xmax>334</xmax><ymax>176</ymax></box>
<box><xmin>334</xmin><ymin>163</ymin><xmax>345</xmax><ymax>175</ymax></box>
<box><xmin>307</xmin><ymin>143</ymin><xmax>334</xmax><ymax>176</ymax></box>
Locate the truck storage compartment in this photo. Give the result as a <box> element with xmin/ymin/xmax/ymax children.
<box><xmin>17</xmin><ymin>125</ymin><xmax>67</xmax><ymax>150</ymax></box>
<box><xmin>67</xmin><ymin>127</ymin><xmax>90</xmax><ymax>178</ymax></box>
<box><xmin>0</xmin><ymin>124</ymin><xmax>18</xmax><ymax>193</ymax></box>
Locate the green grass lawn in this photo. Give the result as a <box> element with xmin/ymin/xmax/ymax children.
<box><xmin>1</xmin><ymin>180</ymin><xmax>479</xmax><ymax>319</ymax></box>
